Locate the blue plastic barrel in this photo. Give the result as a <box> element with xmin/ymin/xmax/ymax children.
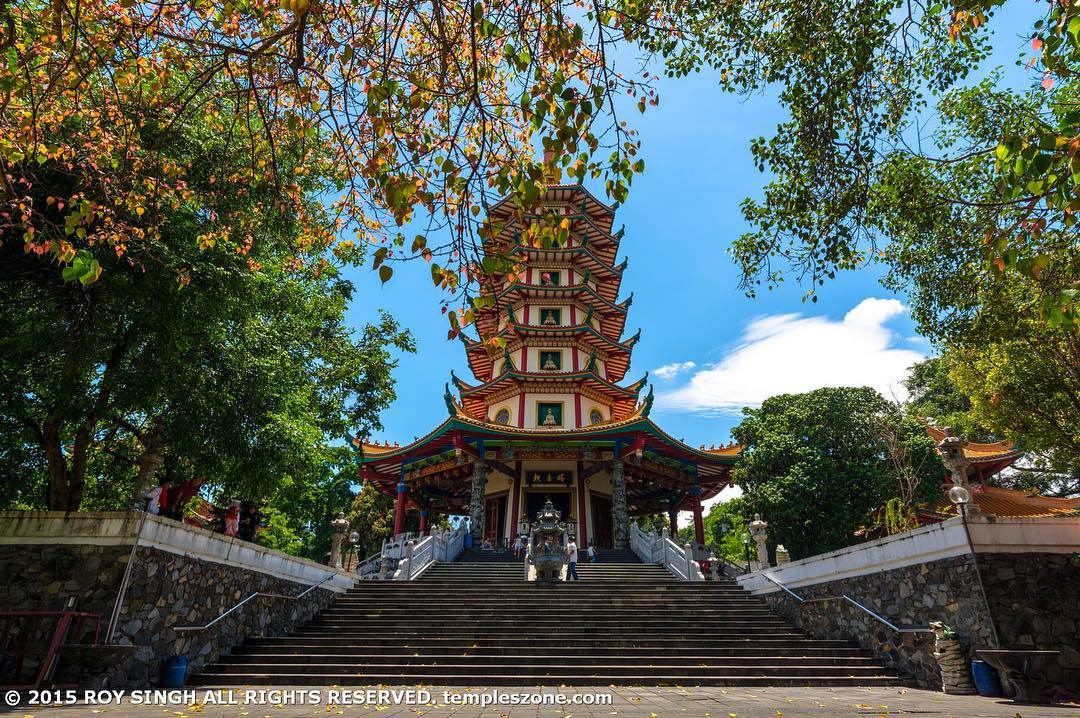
<box><xmin>971</xmin><ymin>659</ymin><xmax>1002</xmax><ymax>697</ymax></box>
<box><xmin>161</xmin><ymin>656</ymin><xmax>187</xmax><ymax>688</ymax></box>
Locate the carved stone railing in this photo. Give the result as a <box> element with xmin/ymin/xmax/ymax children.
<box><xmin>392</xmin><ymin>534</ymin><xmax>433</xmax><ymax>580</ymax></box>
<box><xmin>354</xmin><ymin>551</ymin><xmax>384</xmax><ymax>580</ymax></box>
<box><xmin>629</xmin><ymin>522</ymin><xmax>704</xmax><ymax>581</ymax></box>
<box><xmin>434</xmin><ymin>526</ymin><xmax>465</xmax><ymax>563</ymax></box>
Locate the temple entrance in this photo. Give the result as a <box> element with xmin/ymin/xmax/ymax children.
<box><xmin>484</xmin><ymin>495</ymin><xmax>506</xmax><ymax>545</ymax></box>
<box><xmin>525</xmin><ymin>491</ymin><xmax>571</xmax><ymax>527</ymax></box>
<box><xmin>591</xmin><ymin>493</ymin><xmax>613</xmax><ymax>549</ymax></box>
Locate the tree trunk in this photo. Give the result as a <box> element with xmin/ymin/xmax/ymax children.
<box><xmin>43</xmin><ymin>418</ymin><xmax>72</xmax><ymax>511</ymax></box>
<box><xmin>39</xmin><ymin>330</ymin><xmax>131</xmax><ymax>512</ymax></box>
<box><xmin>132</xmin><ymin>423</ymin><xmax>166</xmax><ymax>504</ymax></box>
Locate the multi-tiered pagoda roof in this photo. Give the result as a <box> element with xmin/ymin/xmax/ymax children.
<box><xmin>359</xmin><ymin>185</ymin><xmax>736</xmax><ymax>546</ymax></box>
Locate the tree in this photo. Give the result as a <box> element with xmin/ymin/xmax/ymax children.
<box><xmin>626</xmin><ymin>0</ymin><xmax>1079</xmax><ymax>328</ymax></box>
<box><xmin>948</xmin><ymin>339</ymin><xmax>1080</xmax><ymax>497</ymax></box>
<box><xmin>0</xmin><ymin>107</ymin><xmax>414</xmax><ymax>512</ymax></box>
<box><xmin>256</xmin><ymin>446</ymin><xmax>361</xmax><ymax>562</ymax></box>
<box><xmin>702</xmin><ymin>497</ymin><xmax>748</xmax><ymax>564</ymax></box>
<box><xmin>1</xmin><ymin>0</ymin><xmax>652</xmax><ymax>329</ymax></box>
<box><xmin>903</xmin><ymin>354</ymin><xmax>1080</xmax><ymax>498</ymax></box>
<box><xmin>903</xmin><ymin>357</ymin><xmax>994</xmax><ymax>442</ymax></box>
<box><xmin>732</xmin><ymin>387</ymin><xmax>943</xmax><ymax>560</ymax></box>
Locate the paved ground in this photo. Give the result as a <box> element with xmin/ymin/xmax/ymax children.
<box><xmin>3</xmin><ymin>686</ymin><xmax>1078</xmax><ymax>718</ymax></box>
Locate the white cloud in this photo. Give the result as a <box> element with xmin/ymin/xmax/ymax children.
<box><xmin>657</xmin><ymin>298</ymin><xmax>924</xmax><ymax>416</ymax></box>
<box><xmin>653</xmin><ymin>361</ymin><xmax>697</xmax><ymax>380</ymax></box>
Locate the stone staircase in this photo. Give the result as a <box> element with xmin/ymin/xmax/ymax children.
<box><xmin>194</xmin><ymin>554</ymin><xmax>897</xmax><ymax>687</ymax></box>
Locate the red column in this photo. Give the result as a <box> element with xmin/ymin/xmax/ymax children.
<box><xmin>576</xmin><ymin>460</ymin><xmax>589</xmax><ymax>548</ymax></box>
<box><xmin>393</xmin><ymin>478</ymin><xmax>408</xmax><ymax>537</ymax></box>
<box><xmin>668</xmin><ymin>505</ymin><xmax>679</xmax><ymax>538</ymax></box>
<box><xmin>418</xmin><ymin>509</ymin><xmax>429</xmax><ymax>534</ymax></box>
<box><xmin>692</xmin><ymin>495</ymin><xmax>705</xmax><ymax>545</ymax></box>
<box><xmin>509</xmin><ymin>471</ymin><xmax>521</xmax><ymax>538</ymax></box>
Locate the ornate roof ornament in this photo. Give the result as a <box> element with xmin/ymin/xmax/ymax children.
<box><xmin>450</xmin><ymin>370</ymin><xmax>466</xmax><ymax>391</ymax></box>
<box><xmin>443</xmin><ymin>384</ymin><xmax>458</xmax><ymax>416</ymax></box>
<box><xmin>641</xmin><ymin>385</ymin><xmax>655</xmax><ymax>417</ymax></box>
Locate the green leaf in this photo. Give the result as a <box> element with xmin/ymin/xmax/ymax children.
<box><xmin>378</xmin><ymin>264</ymin><xmax>393</xmax><ymax>284</ymax></box>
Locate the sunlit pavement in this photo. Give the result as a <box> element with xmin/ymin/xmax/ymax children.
<box><xmin>5</xmin><ymin>685</ymin><xmax>1079</xmax><ymax>718</ymax></box>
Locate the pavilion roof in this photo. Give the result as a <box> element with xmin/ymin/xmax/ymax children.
<box><xmin>486</xmin><ymin>184</ymin><xmax>618</xmax><ymax>237</ymax></box>
<box><xmin>476</xmin><ymin>301</ymin><xmax>630</xmax><ymax>347</ymax></box>
<box><xmin>924</xmin><ymin>484</ymin><xmax>1080</xmax><ymax>520</ymax></box>
<box><xmin>925</xmin><ymin>426</ymin><xmax>1024</xmax><ymax>464</ymax></box>
<box><xmin>359</xmin><ymin>413</ymin><xmax>738</xmax><ymax>481</ymax></box>
<box><xmin>461</xmin><ymin>324</ymin><xmax>639</xmax><ymax>383</ymax></box>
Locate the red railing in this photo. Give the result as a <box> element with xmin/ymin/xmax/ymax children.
<box><xmin>0</xmin><ymin>610</ymin><xmax>102</xmax><ymax>689</ymax></box>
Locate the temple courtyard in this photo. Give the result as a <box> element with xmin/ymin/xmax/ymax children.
<box><xmin>8</xmin><ymin>686</ymin><xmax>1078</xmax><ymax>718</ymax></box>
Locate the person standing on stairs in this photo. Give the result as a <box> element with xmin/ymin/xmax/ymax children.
<box><xmin>586</xmin><ymin>542</ymin><xmax>597</xmax><ymax>563</ymax></box>
<box><xmin>565</xmin><ymin>537</ymin><xmax>580</xmax><ymax>581</ymax></box>
<box><xmin>513</xmin><ymin>534</ymin><xmax>524</xmax><ymax>559</ymax></box>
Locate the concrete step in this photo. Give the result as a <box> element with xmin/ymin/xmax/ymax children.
<box><xmin>231</xmin><ymin>644</ymin><xmax>867</xmax><ymax>657</ymax></box>
<box><xmin>204</xmin><ymin>662</ymin><xmax>890</xmax><ymax>678</ymax></box>
<box><xmin>290</xmin><ymin>631</ymin><xmax>819</xmax><ymax>640</ymax></box>
<box><xmin>217</xmin><ymin>653</ymin><xmax>878</xmax><ymax>667</ymax></box>
<box><xmin>192</xmin><ymin>672</ymin><xmax>899</xmax><ymax>688</ymax></box>
<box><xmin>245</xmin><ymin>636</ymin><xmax>858</xmax><ymax>649</ymax></box>
<box><xmin>195</xmin><ymin>561</ymin><xmax>896</xmax><ymax>688</ymax></box>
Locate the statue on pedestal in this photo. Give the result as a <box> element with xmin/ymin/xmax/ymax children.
<box><xmin>329</xmin><ymin>512</ymin><xmax>350</xmax><ymax>569</ymax></box>
<box><xmin>748</xmin><ymin>514</ymin><xmax>769</xmax><ymax>570</ymax></box>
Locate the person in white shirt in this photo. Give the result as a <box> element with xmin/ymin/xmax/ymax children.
<box><xmin>146</xmin><ymin>480</ymin><xmax>169</xmax><ymax>515</ymax></box>
<box><xmin>565</xmin><ymin>538</ymin><xmax>580</xmax><ymax>581</ymax></box>
<box><xmin>586</xmin><ymin>543</ymin><xmax>597</xmax><ymax>563</ymax></box>
<box><xmin>512</xmin><ymin>535</ymin><xmax>524</xmax><ymax>558</ymax></box>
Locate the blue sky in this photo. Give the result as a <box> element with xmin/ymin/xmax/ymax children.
<box><xmin>342</xmin><ymin>8</ymin><xmax>1037</xmax><ymax>451</ymax></box>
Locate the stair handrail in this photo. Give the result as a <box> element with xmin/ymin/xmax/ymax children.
<box><xmin>661</xmin><ymin>535</ymin><xmax>690</xmax><ymax>581</ymax></box>
<box><xmin>393</xmin><ymin>534</ymin><xmax>436</xmax><ymax>580</ymax></box>
<box><xmin>381</xmin><ymin>533</ymin><xmax>413</xmax><ymax>560</ymax></box>
<box><xmin>434</xmin><ymin>526</ymin><xmax>465</xmax><ymax>563</ymax></box>
<box><xmin>629</xmin><ymin>522</ymin><xmax>653</xmax><ymax>564</ymax></box>
<box><xmin>174</xmin><ymin>572</ymin><xmax>338</xmax><ymax>633</ymax></box>
<box><xmin>354</xmin><ymin>550</ymin><xmax>383</xmax><ymax>580</ymax></box>
<box><xmin>760</xmin><ymin>572</ymin><xmax>932</xmax><ymax>634</ymax></box>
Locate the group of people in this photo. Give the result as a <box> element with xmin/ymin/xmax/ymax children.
<box><xmin>144</xmin><ymin>478</ymin><xmax>263</xmax><ymax>541</ymax></box>
<box><xmin>144</xmin><ymin>477</ymin><xmax>203</xmax><ymax>520</ymax></box>
<box><xmin>511</xmin><ymin>534</ymin><xmax>596</xmax><ymax>580</ymax></box>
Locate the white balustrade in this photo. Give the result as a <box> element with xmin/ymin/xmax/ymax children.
<box><xmin>354</xmin><ymin>551</ymin><xmax>383</xmax><ymax>580</ymax></box>
<box><xmin>393</xmin><ymin>534</ymin><xmax>434</xmax><ymax>580</ymax></box>
<box><xmin>629</xmin><ymin>523</ymin><xmax>703</xmax><ymax>581</ymax></box>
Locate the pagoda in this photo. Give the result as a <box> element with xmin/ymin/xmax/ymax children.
<box><xmin>359</xmin><ymin>185</ymin><xmax>738</xmax><ymax>550</ymax></box>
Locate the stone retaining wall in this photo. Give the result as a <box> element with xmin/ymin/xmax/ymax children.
<box><xmin>977</xmin><ymin>552</ymin><xmax>1080</xmax><ymax>691</ymax></box>
<box><xmin>0</xmin><ymin>512</ymin><xmax>351</xmax><ymax>688</ymax></box>
<box><xmin>759</xmin><ymin>554</ymin><xmax>995</xmax><ymax>689</ymax></box>
<box><xmin>740</xmin><ymin>517</ymin><xmax>1080</xmax><ymax>692</ymax></box>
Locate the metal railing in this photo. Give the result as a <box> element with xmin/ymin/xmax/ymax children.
<box><xmin>760</xmin><ymin>572</ymin><xmax>932</xmax><ymax>634</ymax></box>
<box><xmin>174</xmin><ymin>572</ymin><xmax>337</xmax><ymax>633</ymax></box>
